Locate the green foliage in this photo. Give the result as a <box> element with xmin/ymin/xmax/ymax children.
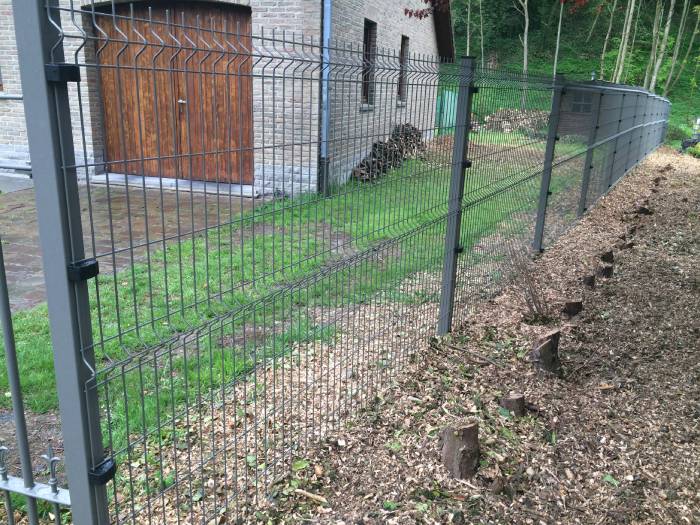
<box><xmin>666</xmin><ymin>124</ymin><xmax>688</xmax><ymax>142</ymax></box>
<box><xmin>448</xmin><ymin>0</ymin><xmax>699</xmax><ymax>144</ymax></box>
<box><xmin>688</xmin><ymin>144</ymin><xmax>700</xmax><ymax>158</ymax></box>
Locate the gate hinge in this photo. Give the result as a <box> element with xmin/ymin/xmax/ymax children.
<box><xmin>45</xmin><ymin>63</ymin><xmax>81</xmax><ymax>83</ymax></box>
<box><xmin>89</xmin><ymin>457</ymin><xmax>116</xmax><ymax>486</ymax></box>
<box><xmin>67</xmin><ymin>258</ymin><xmax>99</xmax><ymax>282</ymax></box>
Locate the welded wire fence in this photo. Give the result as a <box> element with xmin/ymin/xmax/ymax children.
<box><xmin>0</xmin><ymin>2</ymin><xmax>669</xmax><ymax>524</ymax></box>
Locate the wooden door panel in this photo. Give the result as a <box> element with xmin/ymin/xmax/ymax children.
<box><xmin>95</xmin><ymin>2</ymin><xmax>253</xmax><ymax>184</ymax></box>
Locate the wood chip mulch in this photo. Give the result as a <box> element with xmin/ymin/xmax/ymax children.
<box><xmin>256</xmin><ymin>147</ymin><xmax>700</xmax><ymax>524</ymax></box>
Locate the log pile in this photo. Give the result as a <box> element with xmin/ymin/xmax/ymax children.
<box><xmin>482</xmin><ymin>109</ymin><xmax>549</xmax><ymax>135</ymax></box>
<box><xmin>352</xmin><ymin>124</ymin><xmax>426</xmax><ymax>182</ymax></box>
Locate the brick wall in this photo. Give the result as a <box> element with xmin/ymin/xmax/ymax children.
<box><xmin>326</xmin><ymin>0</ymin><xmax>440</xmax><ymax>185</ymax></box>
<box><xmin>0</xmin><ymin>0</ymin><xmax>442</xmax><ymax>193</ymax></box>
<box><xmin>0</xmin><ymin>0</ymin><xmax>29</xmax><ymax>168</ymax></box>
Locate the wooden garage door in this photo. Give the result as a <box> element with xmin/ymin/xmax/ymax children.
<box><xmin>95</xmin><ymin>2</ymin><xmax>254</xmax><ymax>184</ymax></box>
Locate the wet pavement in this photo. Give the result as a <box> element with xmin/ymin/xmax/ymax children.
<box><xmin>0</xmin><ymin>181</ymin><xmax>256</xmax><ymax>312</ymax></box>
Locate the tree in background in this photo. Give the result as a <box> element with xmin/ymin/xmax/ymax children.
<box><xmin>664</xmin><ymin>0</ymin><xmax>692</xmax><ymax>94</ymax></box>
<box><xmin>649</xmin><ymin>0</ymin><xmax>678</xmax><ymax>91</ymax></box>
<box><xmin>644</xmin><ymin>0</ymin><xmax>664</xmax><ymax>88</ymax></box>
<box><xmin>612</xmin><ymin>0</ymin><xmax>638</xmax><ymax>82</ymax></box>
<box><xmin>623</xmin><ymin>0</ymin><xmax>643</xmax><ymax>83</ymax></box>
<box><xmin>514</xmin><ymin>0</ymin><xmax>530</xmax><ymax>74</ymax></box>
<box><xmin>553</xmin><ymin>0</ymin><xmax>566</xmax><ymax>78</ymax></box>
<box><xmin>466</xmin><ymin>0</ymin><xmax>472</xmax><ymax>55</ymax></box>
<box><xmin>669</xmin><ymin>5</ymin><xmax>700</xmax><ymax>91</ymax></box>
<box><xmin>599</xmin><ymin>0</ymin><xmax>619</xmax><ymax>79</ymax></box>
<box><xmin>479</xmin><ymin>0</ymin><xmax>485</xmax><ymax>67</ymax></box>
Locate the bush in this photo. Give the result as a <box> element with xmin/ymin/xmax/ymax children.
<box><xmin>666</xmin><ymin>124</ymin><xmax>687</xmax><ymax>142</ymax></box>
<box><xmin>688</xmin><ymin>144</ymin><xmax>700</xmax><ymax>159</ymax></box>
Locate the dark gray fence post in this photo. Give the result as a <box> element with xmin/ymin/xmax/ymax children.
<box><xmin>577</xmin><ymin>88</ymin><xmax>603</xmax><ymax>217</ymax></box>
<box><xmin>437</xmin><ymin>56</ymin><xmax>476</xmax><ymax>336</ymax></box>
<box><xmin>532</xmin><ymin>76</ymin><xmax>564</xmax><ymax>253</ymax></box>
<box><xmin>12</xmin><ymin>1</ymin><xmax>109</xmax><ymax>523</ymax></box>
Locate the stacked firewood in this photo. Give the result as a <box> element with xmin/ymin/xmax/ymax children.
<box><xmin>352</xmin><ymin>124</ymin><xmax>426</xmax><ymax>182</ymax></box>
<box><xmin>482</xmin><ymin>108</ymin><xmax>549</xmax><ymax>134</ymax></box>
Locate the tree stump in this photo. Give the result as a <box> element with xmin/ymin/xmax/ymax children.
<box><xmin>598</xmin><ymin>264</ymin><xmax>614</xmax><ymax>278</ymax></box>
<box><xmin>530</xmin><ymin>329</ymin><xmax>562</xmax><ymax>375</ymax></box>
<box><xmin>600</xmin><ymin>250</ymin><xmax>614</xmax><ymax>264</ymax></box>
<box><xmin>500</xmin><ymin>393</ymin><xmax>526</xmax><ymax>417</ymax></box>
<box><xmin>582</xmin><ymin>275</ymin><xmax>596</xmax><ymax>288</ymax></box>
<box><xmin>440</xmin><ymin>422</ymin><xmax>479</xmax><ymax>479</ymax></box>
<box><xmin>562</xmin><ymin>299</ymin><xmax>583</xmax><ymax>316</ymax></box>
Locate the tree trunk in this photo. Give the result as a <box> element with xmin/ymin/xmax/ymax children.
<box><xmin>587</xmin><ymin>0</ymin><xmax>604</xmax><ymax>43</ymax></box>
<box><xmin>663</xmin><ymin>0</ymin><xmax>691</xmax><ymax>96</ymax></box>
<box><xmin>644</xmin><ymin>0</ymin><xmax>663</xmax><ymax>88</ymax></box>
<box><xmin>515</xmin><ymin>0</ymin><xmax>529</xmax><ymax>75</ymax></box>
<box><xmin>467</xmin><ymin>0</ymin><xmax>472</xmax><ymax>56</ymax></box>
<box><xmin>553</xmin><ymin>0</ymin><xmax>565</xmax><ymax>79</ymax></box>
<box><xmin>500</xmin><ymin>393</ymin><xmax>526</xmax><ymax>417</ymax></box>
<box><xmin>669</xmin><ymin>6</ymin><xmax>700</xmax><ymax>92</ymax></box>
<box><xmin>623</xmin><ymin>0</ymin><xmax>643</xmax><ymax>83</ymax></box>
<box><xmin>440</xmin><ymin>423</ymin><xmax>480</xmax><ymax>478</ymax></box>
<box><xmin>479</xmin><ymin>0</ymin><xmax>485</xmax><ymax>68</ymax></box>
<box><xmin>649</xmin><ymin>0</ymin><xmax>678</xmax><ymax>92</ymax></box>
<box><xmin>614</xmin><ymin>0</ymin><xmax>637</xmax><ymax>83</ymax></box>
<box><xmin>600</xmin><ymin>0</ymin><xmax>619</xmax><ymax>80</ymax></box>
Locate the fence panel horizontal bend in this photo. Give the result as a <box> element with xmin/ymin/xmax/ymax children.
<box><xmin>2</xmin><ymin>1</ymin><xmax>668</xmax><ymax>523</ymax></box>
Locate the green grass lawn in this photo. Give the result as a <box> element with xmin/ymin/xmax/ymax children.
<box><xmin>1</xmin><ymin>132</ymin><xmax>563</xmax><ymax>454</ymax></box>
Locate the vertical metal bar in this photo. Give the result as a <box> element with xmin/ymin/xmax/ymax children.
<box><xmin>0</xmin><ymin>239</ymin><xmax>39</xmax><ymax>524</ymax></box>
<box><xmin>532</xmin><ymin>76</ymin><xmax>565</xmax><ymax>253</ymax></box>
<box><xmin>437</xmin><ymin>56</ymin><xmax>475</xmax><ymax>336</ymax></box>
<box><xmin>577</xmin><ymin>89</ymin><xmax>603</xmax><ymax>217</ymax></box>
<box><xmin>12</xmin><ymin>1</ymin><xmax>109</xmax><ymax>524</ymax></box>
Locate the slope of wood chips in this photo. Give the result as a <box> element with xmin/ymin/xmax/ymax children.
<box><xmin>255</xmin><ymin>147</ymin><xmax>700</xmax><ymax>524</ymax></box>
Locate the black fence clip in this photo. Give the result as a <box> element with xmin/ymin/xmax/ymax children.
<box><xmin>470</xmin><ymin>86</ymin><xmax>480</xmax><ymax>94</ymax></box>
<box><xmin>462</xmin><ymin>159</ymin><xmax>473</xmax><ymax>170</ymax></box>
<box><xmin>45</xmin><ymin>63</ymin><xmax>81</xmax><ymax>83</ymax></box>
<box><xmin>455</xmin><ymin>245</ymin><xmax>465</xmax><ymax>254</ymax></box>
<box><xmin>67</xmin><ymin>258</ymin><xmax>99</xmax><ymax>282</ymax></box>
<box><xmin>89</xmin><ymin>457</ymin><xmax>116</xmax><ymax>486</ymax></box>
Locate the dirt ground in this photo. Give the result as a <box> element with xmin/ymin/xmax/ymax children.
<box><xmin>254</xmin><ymin>147</ymin><xmax>700</xmax><ymax>524</ymax></box>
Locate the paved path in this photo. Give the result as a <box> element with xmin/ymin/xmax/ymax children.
<box><xmin>0</xmin><ymin>181</ymin><xmax>256</xmax><ymax>312</ymax></box>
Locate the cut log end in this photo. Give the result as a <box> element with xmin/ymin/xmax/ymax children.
<box><xmin>530</xmin><ymin>329</ymin><xmax>562</xmax><ymax>375</ymax></box>
<box><xmin>600</xmin><ymin>250</ymin><xmax>614</xmax><ymax>264</ymax></box>
<box><xmin>500</xmin><ymin>393</ymin><xmax>526</xmax><ymax>417</ymax></box>
<box><xmin>562</xmin><ymin>299</ymin><xmax>583</xmax><ymax>316</ymax></box>
<box><xmin>598</xmin><ymin>264</ymin><xmax>614</xmax><ymax>278</ymax></box>
<box><xmin>440</xmin><ymin>422</ymin><xmax>479</xmax><ymax>479</ymax></box>
<box><xmin>582</xmin><ymin>275</ymin><xmax>596</xmax><ymax>288</ymax></box>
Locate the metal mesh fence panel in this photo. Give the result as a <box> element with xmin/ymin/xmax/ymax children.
<box><xmin>1</xmin><ymin>2</ymin><xmax>669</xmax><ymax>523</ymax></box>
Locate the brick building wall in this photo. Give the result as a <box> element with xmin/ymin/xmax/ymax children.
<box><xmin>326</xmin><ymin>0</ymin><xmax>440</xmax><ymax>185</ymax></box>
<box><xmin>0</xmin><ymin>0</ymin><xmax>29</xmax><ymax>167</ymax></box>
<box><xmin>0</xmin><ymin>0</ymin><xmax>443</xmax><ymax>193</ymax></box>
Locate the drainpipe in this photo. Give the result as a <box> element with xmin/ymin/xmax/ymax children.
<box><xmin>318</xmin><ymin>0</ymin><xmax>332</xmax><ymax>195</ymax></box>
